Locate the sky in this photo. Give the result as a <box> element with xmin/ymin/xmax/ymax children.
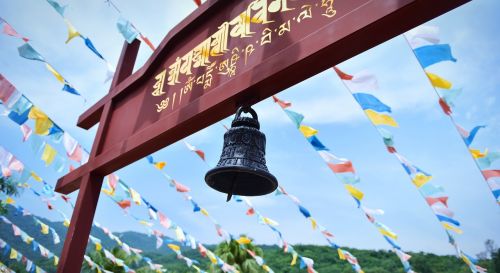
<box><xmin>0</xmin><ymin>0</ymin><xmax>499</xmax><ymax>259</ymax></box>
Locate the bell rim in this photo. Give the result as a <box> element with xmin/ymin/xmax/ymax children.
<box><xmin>205</xmin><ymin>166</ymin><xmax>278</xmax><ymax>196</ymax></box>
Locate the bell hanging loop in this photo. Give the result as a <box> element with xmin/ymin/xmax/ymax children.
<box><xmin>205</xmin><ymin>106</ymin><xmax>278</xmax><ymax>201</ymax></box>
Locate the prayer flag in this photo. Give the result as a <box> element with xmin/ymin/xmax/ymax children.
<box><xmin>46</xmin><ymin>0</ymin><xmax>66</xmax><ymax>16</ymax></box>
<box><xmin>405</xmin><ymin>25</ymin><xmax>440</xmax><ymax>48</ymax></box>
<box><xmin>116</xmin><ymin>17</ymin><xmax>139</xmax><ymax>43</ymax></box>
<box><xmin>83</xmin><ymin>37</ymin><xmax>104</xmax><ymax>60</ymax></box>
<box><xmin>345</xmin><ymin>184</ymin><xmax>363</xmax><ymax>201</ymax></box>
<box><xmin>299</xmin><ymin>125</ymin><xmax>318</xmax><ymax>138</ymax></box>
<box><xmin>45</xmin><ymin>63</ymin><xmax>65</xmax><ymax>83</ymax></box>
<box><xmin>284</xmin><ymin>109</ymin><xmax>304</xmax><ymax>128</ymax></box>
<box><xmin>413</xmin><ymin>44</ymin><xmax>457</xmax><ymax>68</ymax></box>
<box><xmin>0</xmin><ymin>74</ymin><xmax>16</xmax><ymax>104</ymax></box>
<box><xmin>426</xmin><ymin>72</ymin><xmax>452</xmax><ymax>89</ymax></box>
<box><xmin>18</xmin><ymin>44</ymin><xmax>45</xmax><ymax>62</ymax></box>
<box><xmin>28</xmin><ymin>107</ymin><xmax>53</xmax><ymax>135</ymax></box>
<box><xmin>41</xmin><ymin>144</ymin><xmax>57</xmax><ymax>166</ymax></box>
<box><xmin>353</xmin><ymin>93</ymin><xmax>391</xmax><ymax>113</ymax></box>
<box><xmin>272</xmin><ymin>95</ymin><xmax>291</xmax><ymax>108</ymax></box>
<box><xmin>64</xmin><ymin>19</ymin><xmax>80</xmax><ymax>43</ymax></box>
<box><xmin>328</xmin><ymin>161</ymin><xmax>355</xmax><ymax>174</ymax></box>
<box><xmin>307</xmin><ymin>136</ymin><xmax>328</xmax><ymax>151</ymax></box>
<box><xmin>364</xmin><ymin>109</ymin><xmax>398</xmax><ymax>127</ymax></box>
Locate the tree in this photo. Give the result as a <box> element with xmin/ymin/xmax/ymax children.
<box><xmin>0</xmin><ymin>176</ymin><xmax>19</xmax><ymax>214</ymax></box>
<box><xmin>82</xmin><ymin>246</ymin><xmax>148</xmax><ymax>273</ymax></box>
<box><xmin>211</xmin><ymin>236</ymin><xmax>265</xmax><ymax>273</ymax></box>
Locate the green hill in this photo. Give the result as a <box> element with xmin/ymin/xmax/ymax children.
<box><xmin>0</xmin><ymin>206</ymin><xmax>498</xmax><ymax>273</ymax></box>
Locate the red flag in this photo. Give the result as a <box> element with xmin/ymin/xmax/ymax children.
<box><xmin>272</xmin><ymin>95</ymin><xmax>292</xmax><ymax>109</ymax></box>
<box><xmin>387</xmin><ymin>146</ymin><xmax>397</xmax><ymax>153</ymax></box>
<box><xmin>328</xmin><ymin>161</ymin><xmax>355</xmax><ymax>173</ymax></box>
<box><xmin>439</xmin><ymin>98</ymin><xmax>452</xmax><ymax>115</ymax></box>
<box><xmin>195</xmin><ymin>150</ymin><xmax>206</xmax><ymax>161</ymax></box>
<box><xmin>482</xmin><ymin>170</ymin><xmax>500</xmax><ymax>180</ymax></box>
<box><xmin>426</xmin><ymin>196</ymin><xmax>448</xmax><ymax>207</ymax></box>
<box><xmin>246</xmin><ymin>208</ymin><xmax>255</xmax><ymax>216</ymax></box>
<box><xmin>174</xmin><ymin>180</ymin><xmax>190</xmax><ymax>192</ymax></box>
<box><xmin>194</xmin><ymin>0</ymin><xmax>201</xmax><ymax>6</ymax></box>
<box><xmin>158</xmin><ymin>212</ymin><xmax>171</xmax><ymax>229</ymax></box>
<box><xmin>60</xmin><ymin>195</ymin><xmax>70</xmax><ymax>203</ymax></box>
<box><xmin>333</xmin><ymin>67</ymin><xmax>353</xmax><ymax>80</ymax></box>
<box><xmin>140</xmin><ymin>34</ymin><xmax>156</xmax><ymax>51</ymax></box>
<box><xmin>118</xmin><ymin>200</ymin><xmax>131</xmax><ymax>209</ymax></box>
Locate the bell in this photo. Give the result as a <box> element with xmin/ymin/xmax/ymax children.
<box><xmin>205</xmin><ymin>106</ymin><xmax>278</xmax><ymax>201</ymax></box>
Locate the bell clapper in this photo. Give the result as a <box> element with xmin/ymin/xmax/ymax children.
<box><xmin>226</xmin><ymin>174</ymin><xmax>237</xmax><ymax>202</ymax></box>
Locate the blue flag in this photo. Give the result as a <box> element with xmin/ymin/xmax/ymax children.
<box><xmin>18</xmin><ymin>43</ymin><xmax>45</xmax><ymax>62</ymax></box>
<box><xmin>46</xmin><ymin>0</ymin><xmax>66</xmax><ymax>16</ymax></box>
<box><xmin>62</xmin><ymin>84</ymin><xmax>80</xmax><ymax>96</ymax></box>
<box><xmin>464</xmin><ymin>125</ymin><xmax>485</xmax><ymax>146</ymax></box>
<box><xmin>284</xmin><ymin>109</ymin><xmax>304</xmax><ymax>128</ymax></box>
<box><xmin>353</xmin><ymin>93</ymin><xmax>392</xmax><ymax>113</ymax></box>
<box><xmin>117</xmin><ymin>17</ymin><xmax>139</xmax><ymax>43</ymax></box>
<box><xmin>83</xmin><ymin>37</ymin><xmax>104</xmax><ymax>60</ymax></box>
<box><xmin>414</xmin><ymin>44</ymin><xmax>457</xmax><ymax>68</ymax></box>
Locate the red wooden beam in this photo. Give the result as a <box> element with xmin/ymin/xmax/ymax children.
<box><xmin>56</xmin><ymin>40</ymin><xmax>140</xmax><ymax>273</ymax></box>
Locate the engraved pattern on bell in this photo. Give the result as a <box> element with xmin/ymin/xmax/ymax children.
<box><xmin>205</xmin><ymin>106</ymin><xmax>278</xmax><ymax>199</ymax></box>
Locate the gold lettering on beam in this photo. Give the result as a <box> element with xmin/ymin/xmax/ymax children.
<box><xmin>152</xmin><ymin>69</ymin><xmax>166</xmax><ymax>96</ymax></box>
<box><xmin>261</xmin><ymin>28</ymin><xmax>272</xmax><ymax>45</ymax></box>
<box><xmin>230</xmin><ymin>11</ymin><xmax>255</xmax><ymax>38</ymax></box>
<box><xmin>167</xmin><ymin>57</ymin><xmax>182</xmax><ymax>86</ymax></box>
<box><xmin>321</xmin><ymin>0</ymin><xmax>336</xmax><ymax>18</ymax></box>
<box><xmin>297</xmin><ymin>5</ymin><xmax>313</xmax><ymax>23</ymax></box>
<box><xmin>210</xmin><ymin>22</ymin><xmax>230</xmax><ymax>57</ymax></box>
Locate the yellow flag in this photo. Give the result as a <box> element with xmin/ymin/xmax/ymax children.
<box><xmin>470</xmin><ymin>148</ymin><xmax>488</xmax><ymax>159</ymax></box>
<box><xmin>200</xmin><ymin>208</ymin><xmax>209</xmax><ymax>216</ymax></box>
<box><xmin>442</xmin><ymin>222</ymin><xmax>463</xmax><ymax>234</ymax></box>
<box><xmin>129</xmin><ymin>188</ymin><xmax>141</xmax><ymax>205</ymax></box>
<box><xmin>45</xmin><ymin>63</ymin><xmax>65</xmax><ymax>83</ymax></box>
<box><xmin>263</xmin><ymin>217</ymin><xmax>279</xmax><ymax>226</ymax></box>
<box><xmin>36</xmin><ymin>267</ymin><xmax>42</xmax><ymax>273</ymax></box>
<box><xmin>28</xmin><ymin>107</ymin><xmax>53</xmax><ymax>135</ymax></box>
<box><xmin>337</xmin><ymin>248</ymin><xmax>346</xmax><ymax>260</ymax></box>
<box><xmin>412</xmin><ymin>173</ymin><xmax>432</xmax><ymax>188</ymax></box>
<box><xmin>262</xmin><ymin>265</ymin><xmax>271</xmax><ymax>272</ymax></box>
<box><xmin>95</xmin><ymin>242</ymin><xmax>102</xmax><ymax>251</ymax></box>
<box><xmin>65</xmin><ymin>19</ymin><xmax>80</xmax><ymax>43</ymax></box>
<box><xmin>207</xmin><ymin>250</ymin><xmax>218</xmax><ymax>264</ymax></box>
<box><xmin>97</xmin><ymin>268</ymin><xmax>102</xmax><ymax>273</ymax></box>
<box><xmin>101</xmin><ymin>188</ymin><xmax>115</xmax><ymax>196</ymax></box>
<box><xmin>25</xmin><ymin>236</ymin><xmax>34</xmax><ymax>244</ymax></box>
<box><xmin>31</xmin><ymin>171</ymin><xmax>43</xmax><ymax>182</ymax></box>
<box><xmin>9</xmin><ymin>248</ymin><xmax>17</xmax><ymax>260</ymax></box>
<box><xmin>41</xmin><ymin>144</ymin><xmax>57</xmax><ymax>166</ymax></box>
<box><xmin>345</xmin><ymin>184</ymin><xmax>364</xmax><ymax>201</ymax></box>
<box><xmin>365</xmin><ymin>109</ymin><xmax>398</xmax><ymax>127</ymax></box>
<box><xmin>63</xmin><ymin>219</ymin><xmax>70</xmax><ymax>227</ymax></box>
<box><xmin>379</xmin><ymin>228</ymin><xmax>397</xmax><ymax>239</ymax></box>
<box><xmin>154</xmin><ymin>161</ymin><xmax>166</xmax><ymax>170</ymax></box>
<box><xmin>168</xmin><ymin>244</ymin><xmax>180</xmax><ymax>252</ymax></box>
<box><xmin>299</xmin><ymin>125</ymin><xmax>318</xmax><ymax>138</ymax></box>
<box><xmin>290</xmin><ymin>252</ymin><xmax>298</xmax><ymax>266</ymax></box>
<box><xmin>40</xmin><ymin>223</ymin><xmax>49</xmax><ymax>235</ymax></box>
<box><xmin>426</xmin><ymin>72</ymin><xmax>452</xmax><ymax>89</ymax></box>
<box><xmin>54</xmin><ymin>256</ymin><xmax>59</xmax><ymax>266</ymax></box>
<box><xmin>5</xmin><ymin>197</ymin><xmax>15</xmax><ymax>204</ymax></box>
<box><xmin>236</xmin><ymin>237</ymin><xmax>252</xmax><ymax>244</ymax></box>
<box><xmin>310</xmin><ymin>217</ymin><xmax>317</xmax><ymax>230</ymax></box>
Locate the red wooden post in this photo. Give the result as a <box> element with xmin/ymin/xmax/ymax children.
<box><xmin>56</xmin><ymin>40</ymin><xmax>140</xmax><ymax>273</ymax></box>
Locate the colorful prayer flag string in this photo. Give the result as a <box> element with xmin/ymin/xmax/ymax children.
<box><xmin>273</xmin><ymin>95</ymin><xmax>414</xmax><ymax>273</ymax></box>
<box><xmin>0</xmin><ymin>20</ymin><xmax>84</xmax><ymax>98</ymax></box>
<box><xmin>144</xmin><ymin>156</ymin><xmax>276</xmax><ymax>272</ymax></box>
<box><xmin>104</xmin><ymin>0</ymin><xmax>156</xmax><ymax>51</ymax></box>
<box><xmin>182</xmin><ymin>138</ymin><xmax>367</xmax><ymax>272</ymax></box>
<box><xmin>0</xmin><ymin>87</ymin><xmax>211</xmax><ymax>272</ymax></box>
<box><xmin>44</xmin><ymin>0</ymin><xmax>116</xmax><ymax>82</ymax></box>
<box><xmin>0</xmin><ymin>238</ymin><xmax>49</xmax><ymax>273</ymax></box>
<box><xmin>333</xmin><ymin>66</ymin><xmax>486</xmax><ymax>273</ymax></box>
<box><xmin>404</xmin><ymin>25</ymin><xmax>500</xmax><ymax>206</ymax></box>
<box><xmin>0</xmin><ymin>146</ymin><xmax>166</xmax><ymax>273</ymax></box>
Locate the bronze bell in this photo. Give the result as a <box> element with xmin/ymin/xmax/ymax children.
<box><xmin>205</xmin><ymin>106</ymin><xmax>278</xmax><ymax>201</ymax></box>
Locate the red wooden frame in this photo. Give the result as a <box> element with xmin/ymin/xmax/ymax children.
<box><xmin>55</xmin><ymin>1</ymin><xmax>469</xmax><ymax>272</ymax></box>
